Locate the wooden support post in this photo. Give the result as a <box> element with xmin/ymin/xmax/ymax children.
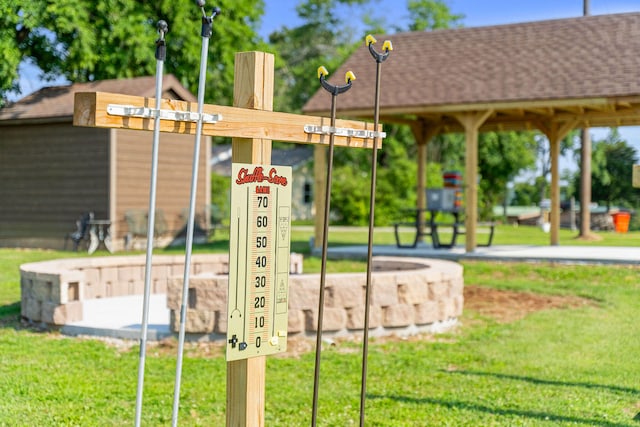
<box><xmin>579</xmin><ymin>127</ymin><xmax>594</xmax><ymax>238</ymax></box>
<box><xmin>417</xmin><ymin>141</ymin><xmax>427</xmax><ymax>228</ymax></box>
<box><xmin>227</xmin><ymin>355</ymin><xmax>266</xmax><ymax>427</ymax></box>
<box><xmin>411</xmin><ymin>121</ymin><xmax>441</xmax><ymax>241</ymax></box>
<box><xmin>550</xmin><ymin>135</ymin><xmax>561</xmax><ymax>246</ymax></box>
<box><xmin>537</xmin><ymin>120</ymin><xmax>578</xmax><ymax>246</ymax></box>
<box><xmin>454</xmin><ymin>111</ymin><xmax>492</xmax><ymax>252</ymax></box>
<box><xmin>226</xmin><ymin>51</ymin><xmax>273</xmax><ymax>427</ymax></box>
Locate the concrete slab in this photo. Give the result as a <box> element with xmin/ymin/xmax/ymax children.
<box><xmin>325</xmin><ymin>243</ymin><xmax>640</xmax><ymax>265</ymax></box>
<box><xmin>61</xmin><ymin>294</ymin><xmax>172</xmax><ymax>341</ymax></box>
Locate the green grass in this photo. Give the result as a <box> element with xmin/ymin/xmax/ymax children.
<box><xmin>297</xmin><ymin>223</ymin><xmax>640</xmax><ymax>249</ymax></box>
<box><xmin>170</xmin><ymin>223</ymin><xmax>640</xmax><ymax>254</ymax></box>
<box><xmin>1</xmin><ymin>228</ymin><xmax>640</xmax><ymax>425</ymax></box>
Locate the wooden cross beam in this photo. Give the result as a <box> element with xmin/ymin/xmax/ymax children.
<box><xmin>73</xmin><ymin>92</ymin><xmax>382</xmax><ymax>150</ymax></box>
<box><xmin>73</xmin><ymin>51</ymin><xmax>382</xmax><ymax>427</ymax></box>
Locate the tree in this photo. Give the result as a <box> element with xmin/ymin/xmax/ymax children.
<box><xmin>584</xmin><ymin>129</ymin><xmax>640</xmax><ymax>209</ymax></box>
<box><xmin>405</xmin><ymin>0</ymin><xmax>464</xmax><ymax>32</ymax></box>
<box><xmin>512</xmin><ymin>177</ymin><xmax>547</xmax><ymax>206</ymax></box>
<box><xmin>535</xmin><ymin>130</ymin><xmax>577</xmax><ymax>204</ymax></box>
<box><xmin>477</xmin><ymin>131</ymin><xmax>537</xmax><ymax>219</ymax></box>
<box><xmin>210</xmin><ymin>172</ymin><xmax>231</xmax><ymax>226</ymax></box>
<box><xmin>332</xmin><ymin>125</ymin><xmax>419</xmax><ymax>225</ymax></box>
<box><xmin>1</xmin><ymin>0</ymin><xmax>264</xmax><ymax>106</ymax></box>
<box><xmin>266</xmin><ymin>0</ymin><xmax>429</xmax><ymax>226</ymax></box>
<box><xmin>266</xmin><ymin>0</ymin><xmax>369</xmax><ymax>113</ymax></box>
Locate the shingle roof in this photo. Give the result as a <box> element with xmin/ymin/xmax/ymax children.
<box><xmin>303</xmin><ymin>12</ymin><xmax>640</xmax><ymax>121</ymax></box>
<box><xmin>0</xmin><ymin>74</ymin><xmax>195</xmax><ymax>123</ymax></box>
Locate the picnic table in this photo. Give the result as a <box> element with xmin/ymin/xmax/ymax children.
<box><xmin>393</xmin><ymin>208</ymin><xmax>495</xmax><ymax>249</ymax></box>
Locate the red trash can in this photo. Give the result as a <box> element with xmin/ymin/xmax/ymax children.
<box><xmin>612</xmin><ymin>212</ymin><xmax>630</xmax><ymax>233</ymax></box>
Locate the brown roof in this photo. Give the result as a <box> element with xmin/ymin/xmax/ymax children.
<box><xmin>303</xmin><ymin>12</ymin><xmax>640</xmax><ymax>131</ymax></box>
<box><xmin>0</xmin><ymin>74</ymin><xmax>196</xmax><ymax>124</ymax></box>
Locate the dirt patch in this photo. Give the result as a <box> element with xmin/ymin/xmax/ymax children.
<box><xmin>463</xmin><ymin>285</ymin><xmax>595</xmax><ymax>323</ymax></box>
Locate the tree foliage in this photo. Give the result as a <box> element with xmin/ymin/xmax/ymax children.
<box><xmin>575</xmin><ymin>129</ymin><xmax>640</xmax><ymax>209</ymax></box>
<box><xmin>406</xmin><ymin>0</ymin><xmax>464</xmax><ymax>31</ymax></box>
<box><xmin>1</xmin><ymin>0</ymin><xmax>264</xmax><ymax>106</ymax></box>
<box><xmin>477</xmin><ymin>131</ymin><xmax>537</xmax><ymax>218</ymax></box>
<box><xmin>331</xmin><ymin>126</ymin><xmax>419</xmax><ymax>225</ymax></box>
<box><xmin>512</xmin><ymin>177</ymin><xmax>548</xmax><ymax>206</ymax></box>
<box><xmin>266</xmin><ymin>0</ymin><xmax>368</xmax><ymax>113</ymax></box>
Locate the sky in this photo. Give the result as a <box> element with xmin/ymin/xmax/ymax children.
<box><xmin>261</xmin><ymin>0</ymin><xmax>640</xmax><ymax>37</ymax></box>
<box><xmin>11</xmin><ymin>0</ymin><xmax>640</xmax><ymax>166</ymax></box>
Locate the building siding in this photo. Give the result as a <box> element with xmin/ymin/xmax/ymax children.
<box><xmin>0</xmin><ymin>123</ymin><xmax>109</xmax><ymax>247</ymax></box>
<box><xmin>114</xmin><ymin>129</ymin><xmax>210</xmax><ymax>245</ymax></box>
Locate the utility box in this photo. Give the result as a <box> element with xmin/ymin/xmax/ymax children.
<box><xmin>427</xmin><ymin>188</ymin><xmax>459</xmax><ymax>212</ymax></box>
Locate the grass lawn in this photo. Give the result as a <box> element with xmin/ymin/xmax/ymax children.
<box><xmin>1</xmin><ymin>227</ymin><xmax>639</xmax><ymax>425</ymax></box>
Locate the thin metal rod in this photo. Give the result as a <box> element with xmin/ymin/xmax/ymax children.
<box><xmin>134</xmin><ymin>31</ymin><xmax>165</xmax><ymax>427</ymax></box>
<box><xmin>359</xmin><ymin>59</ymin><xmax>382</xmax><ymax>427</ymax></box>
<box><xmin>171</xmin><ymin>32</ymin><xmax>210</xmax><ymax>427</ymax></box>
<box><xmin>311</xmin><ymin>93</ymin><xmax>337</xmax><ymax>427</ymax></box>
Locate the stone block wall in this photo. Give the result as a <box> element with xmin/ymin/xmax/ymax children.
<box><xmin>20</xmin><ymin>254</ymin><xmax>463</xmax><ymax>339</ymax></box>
<box><xmin>20</xmin><ymin>254</ymin><xmax>301</xmax><ymax>326</ymax></box>
<box><xmin>167</xmin><ymin>257</ymin><xmax>464</xmax><ymax>337</ymax></box>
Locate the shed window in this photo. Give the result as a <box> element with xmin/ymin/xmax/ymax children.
<box><xmin>303</xmin><ymin>182</ymin><xmax>312</xmax><ymax>204</ymax></box>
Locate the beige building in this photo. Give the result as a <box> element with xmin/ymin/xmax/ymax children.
<box><xmin>0</xmin><ymin>75</ymin><xmax>210</xmax><ymax>251</ymax></box>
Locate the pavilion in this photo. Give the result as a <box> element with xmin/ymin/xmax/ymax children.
<box><xmin>303</xmin><ymin>12</ymin><xmax>640</xmax><ymax>251</ymax></box>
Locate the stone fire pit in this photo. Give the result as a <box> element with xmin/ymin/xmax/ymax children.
<box><xmin>20</xmin><ymin>254</ymin><xmax>463</xmax><ymax>339</ymax></box>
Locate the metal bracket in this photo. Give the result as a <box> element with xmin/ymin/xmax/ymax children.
<box><xmin>107</xmin><ymin>104</ymin><xmax>222</xmax><ymax>124</ymax></box>
<box><xmin>304</xmin><ymin>124</ymin><xmax>386</xmax><ymax>139</ymax></box>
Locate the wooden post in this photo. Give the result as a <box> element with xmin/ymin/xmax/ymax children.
<box><xmin>550</xmin><ymin>135</ymin><xmax>561</xmax><ymax>245</ymax></box>
<box><xmin>417</xmin><ymin>141</ymin><xmax>427</xmax><ymax>229</ymax></box>
<box><xmin>537</xmin><ymin>120</ymin><xmax>577</xmax><ymax>246</ymax></box>
<box><xmin>579</xmin><ymin>0</ymin><xmax>593</xmax><ymax>239</ymax></box>
<box><xmin>454</xmin><ymin>111</ymin><xmax>492</xmax><ymax>252</ymax></box>
<box><xmin>226</xmin><ymin>51</ymin><xmax>273</xmax><ymax>427</ymax></box>
<box><xmin>579</xmin><ymin>128</ymin><xmax>593</xmax><ymax>238</ymax></box>
<box><xmin>411</xmin><ymin>121</ymin><xmax>441</xmax><ymax>241</ymax></box>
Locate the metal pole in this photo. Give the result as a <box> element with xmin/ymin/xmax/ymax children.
<box><xmin>311</xmin><ymin>92</ymin><xmax>336</xmax><ymax>427</ymax></box>
<box><xmin>311</xmin><ymin>67</ymin><xmax>355</xmax><ymax>427</ymax></box>
<box><xmin>135</xmin><ymin>19</ymin><xmax>168</xmax><ymax>427</ymax></box>
<box><xmin>359</xmin><ymin>35</ymin><xmax>391</xmax><ymax>427</ymax></box>
<box><xmin>171</xmin><ymin>4</ymin><xmax>220</xmax><ymax>426</ymax></box>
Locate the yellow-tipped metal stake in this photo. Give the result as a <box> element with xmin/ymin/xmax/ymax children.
<box><xmin>171</xmin><ymin>3</ymin><xmax>220</xmax><ymax>426</ymax></box>
<box><xmin>359</xmin><ymin>34</ymin><xmax>392</xmax><ymax>427</ymax></box>
<box><xmin>311</xmin><ymin>66</ymin><xmax>355</xmax><ymax>427</ymax></box>
<box><xmin>134</xmin><ymin>20</ymin><xmax>168</xmax><ymax>427</ymax></box>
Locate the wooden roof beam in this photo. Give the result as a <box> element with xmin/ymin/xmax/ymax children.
<box><xmin>586</xmin><ymin>103</ymin><xmax>617</xmax><ymax>112</ymax></box>
<box><xmin>556</xmin><ymin>105</ymin><xmax>585</xmax><ymax>115</ymax></box>
<box><xmin>552</xmin><ymin>107</ymin><xmax>640</xmax><ymax>124</ymax></box>
<box><xmin>522</xmin><ymin>106</ymin><xmax>555</xmax><ymax>116</ymax></box>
